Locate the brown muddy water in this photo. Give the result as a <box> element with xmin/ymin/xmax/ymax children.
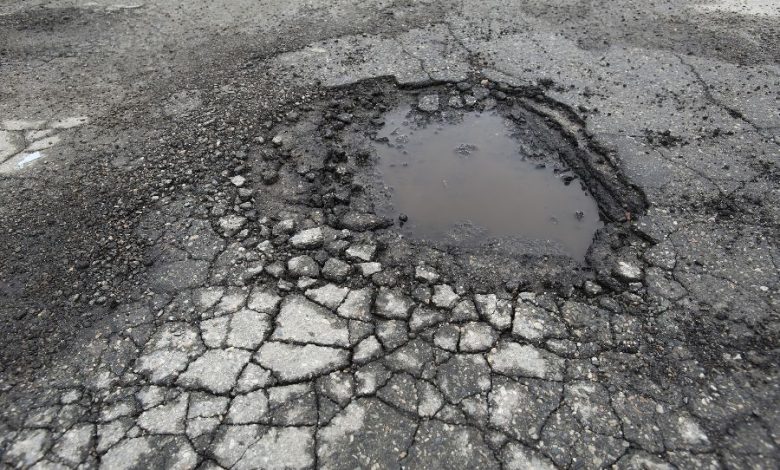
<box><xmin>374</xmin><ymin>107</ymin><xmax>603</xmax><ymax>259</ymax></box>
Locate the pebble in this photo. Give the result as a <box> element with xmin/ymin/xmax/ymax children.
<box><xmin>287</xmin><ymin>255</ymin><xmax>320</xmax><ymax>278</ymax></box>
<box><xmin>359</xmin><ymin>262</ymin><xmax>382</xmax><ymax>276</ymax></box>
<box><xmin>230</xmin><ymin>175</ymin><xmax>246</xmax><ymax>187</ymax></box>
<box><xmin>322</xmin><ymin>258</ymin><xmax>351</xmax><ymax>282</ymax></box>
<box><xmin>345</xmin><ymin>243</ymin><xmax>376</xmax><ymax>262</ymax></box>
<box><xmin>290</xmin><ymin>227</ymin><xmax>324</xmax><ymax>249</ymax></box>
<box><xmin>417</xmin><ymin>94</ymin><xmax>440</xmax><ymax>112</ymax></box>
<box><xmin>614</xmin><ymin>261</ymin><xmax>643</xmax><ymax>282</ymax></box>
<box><xmin>218</xmin><ymin>215</ymin><xmax>247</xmax><ymax>236</ymax></box>
<box><xmin>584</xmin><ymin>281</ymin><xmax>603</xmax><ymax>296</ymax></box>
<box><xmin>415</xmin><ymin>265</ymin><xmax>440</xmax><ymax>284</ymax></box>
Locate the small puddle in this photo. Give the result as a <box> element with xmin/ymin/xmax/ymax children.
<box><xmin>374</xmin><ymin>107</ymin><xmax>603</xmax><ymax>259</ymax></box>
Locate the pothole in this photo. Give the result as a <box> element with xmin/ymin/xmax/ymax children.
<box><xmin>250</xmin><ymin>79</ymin><xmax>646</xmax><ymax>289</ymax></box>
<box><xmin>373</xmin><ymin>106</ymin><xmax>603</xmax><ymax>260</ymax></box>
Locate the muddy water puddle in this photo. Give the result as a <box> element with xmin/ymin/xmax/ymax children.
<box><xmin>374</xmin><ymin>108</ymin><xmax>603</xmax><ymax>259</ymax></box>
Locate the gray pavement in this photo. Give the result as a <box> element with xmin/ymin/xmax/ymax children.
<box><xmin>0</xmin><ymin>0</ymin><xmax>778</xmax><ymax>468</ymax></box>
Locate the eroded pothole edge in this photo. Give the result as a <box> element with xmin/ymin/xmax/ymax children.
<box><xmin>246</xmin><ymin>78</ymin><xmax>648</xmax><ymax>293</ymax></box>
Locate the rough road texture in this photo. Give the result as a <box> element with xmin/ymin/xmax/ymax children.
<box><xmin>1</xmin><ymin>1</ymin><xmax>779</xmax><ymax>469</ymax></box>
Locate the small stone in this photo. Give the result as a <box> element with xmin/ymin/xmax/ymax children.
<box><xmin>287</xmin><ymin>255</ymin><xmax>320</xmax><ymax>277</ymax></box>
<box><xmin>290</xmin><ymin>227</ymin><xmax>324</xmax><ymax>249</ymax></box>
<box><xmin>272</xmin><ymin>135</ymin><xmax>284</xmax><ymax>146</ymax></box>
<box><xmin>218</xmin><ymin>215</ymin><xmax>247</xmax><ymax>236</ymax></box>
<box><xmin>415</xmin><ymin>265</ymin><xmax>440</xmax><ymax>284</ymax></box>
<box><xmin>345</xmin><ymin>243</ymin><xmax>376</xmax><ymax>261</ymax></box>
<box><xmin>273</xmin><ymin>219</ymin><xmax>296</xmax><ymax>235</ymax></box>
<box><xmin>359</xmin><ymin>262</ymin><xmax>382</xmax><ymax>276</ymax></box>
<box><xmin>297</xmin><ymin>278</ymin><xmax>317</xmax><ymax>291</ymax></box>
<box><xmin>338</xmin><ymin>212</ymin><xmax>392</xmax><ymax>231</ymax></box>
<box><xmin>264</xmin><ymin>261</ymin><xmax>286</xmax><ymax>278</ymax></box>
<box><xmin>448</xmin><ymin>96</ymin><xmax>464</xmax><ymax>108</ymax></box>
<box><xmin>418</xmin><ymin>94</ymin><xmax>440</xmax><ymax>112</ymax></box>
<box><xmin>614</xmin><ymin>261</ymin><xmax>643</xmax><ymax>281</ymax></box>
<box><xmin>584</xmin><ymin>280</ymin><xmax>603</xmax><ymax>296</ymax></box>
<box><xmin>518</xmin><ymin>292</ymin><xmax>536</xmax><ymax>302</ymax></box>
<box><xmin>230</xmin><ymin>175</ymin><xmax>246</xmax><ymax>187</ymax></box>
<box><xmin>322</xmin><ymin>258</ymin><xmax>351</xmax><ymax>281</ymax></box>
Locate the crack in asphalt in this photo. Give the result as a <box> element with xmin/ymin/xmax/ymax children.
<box><xmin>675</xmin><ymin>54</ymin><xmax>780</xmax><ymax>150</ymax></box>
<box><xmin>1</xmin><ymin>1</ymin><xmax>778</xmax><ymax>469</ymax></box>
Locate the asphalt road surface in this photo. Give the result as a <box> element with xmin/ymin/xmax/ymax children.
<box><xmin>0</xmin><ymin>0</ymin><xmax>778</xmax><ymax>468</ymax></box>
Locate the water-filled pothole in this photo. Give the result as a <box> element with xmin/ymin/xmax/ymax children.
<box><xmin>254</xmin><ymin>80</ymin><xmax>646</xmax><ymax>283</ymax></box>
<box><xmin>373</xmin><ymin>106</ymin><xmax>603</xmax><ymax>259</ymax></box>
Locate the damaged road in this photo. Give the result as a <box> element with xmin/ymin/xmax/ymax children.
<box><xmin>0</xmin><ymin>0</ymin><xmax>778</xmax><ymax>468</ymax></box>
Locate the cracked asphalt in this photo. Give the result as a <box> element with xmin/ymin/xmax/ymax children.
<box><xmin>1</xmin><ymin>0</ymin><xmax>779</xmax><ymax>468</ymax></box>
